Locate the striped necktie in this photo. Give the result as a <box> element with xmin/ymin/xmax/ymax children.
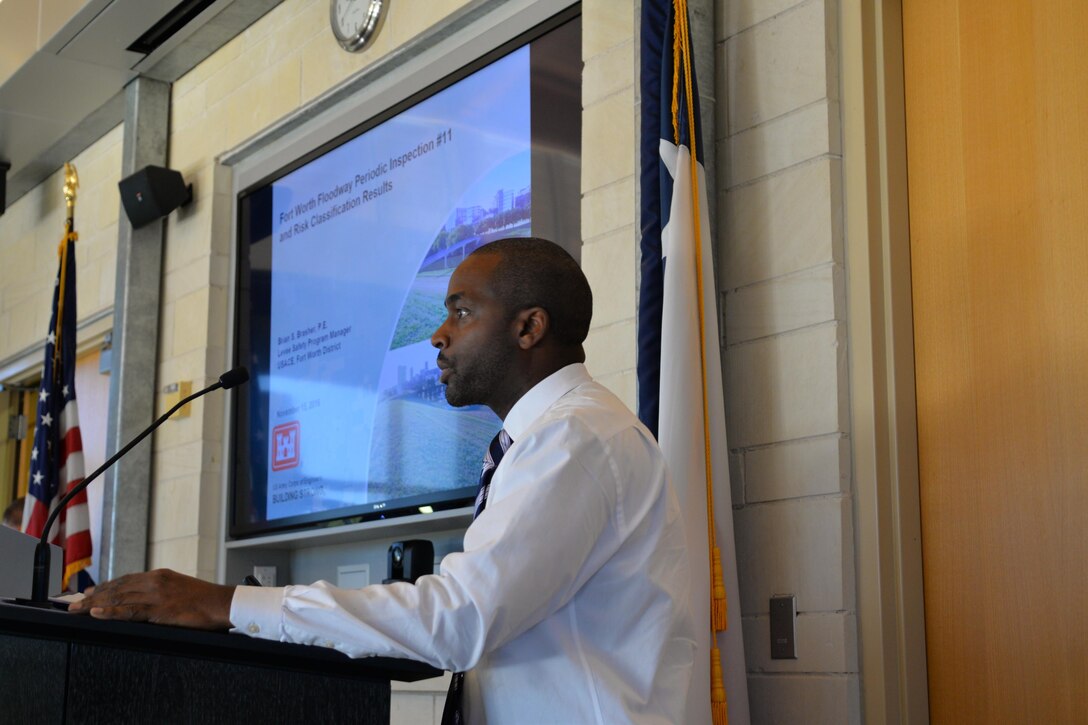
<box><xmin>441</xmin><ymin>429</ymin><xmax>512</xmax><ymax>725</ymax></box>
<box><xmin>473</xmin><ymin>429</ymin><xmax>512</xmax><ymax>518</ymax></box>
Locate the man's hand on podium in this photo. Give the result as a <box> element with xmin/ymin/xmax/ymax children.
<box><xmin>68</xmin><ymin>569</ymin><xmax>234</xmax><ymax>630</ymax></box>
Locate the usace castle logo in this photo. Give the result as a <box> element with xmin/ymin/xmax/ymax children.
<box><xmin>272</xmin><ymin>421</ymin><xmax>301</xmax><ymax>471</ymax></box>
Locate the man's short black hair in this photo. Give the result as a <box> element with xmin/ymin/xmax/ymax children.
<box><xmin>470</xmin><ymin>237</ymin><xmax>593</xmax><ymax>346</ymax></box>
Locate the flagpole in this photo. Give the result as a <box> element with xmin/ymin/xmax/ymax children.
<box><xmin>54</xmin><ymin>165</ymin><xmax>79</xmax><ymax>380</ymax></box>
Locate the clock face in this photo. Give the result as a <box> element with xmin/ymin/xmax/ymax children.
<box><xmin>330</xmin><ymin>0</ymin><xmax>386</xmax><ymax>53</ymax></box>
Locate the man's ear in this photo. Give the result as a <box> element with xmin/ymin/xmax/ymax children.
<box><xmin>514</xmin><ymin>307</ymin><xmax>549</xmax><ymax>350</ymax></box>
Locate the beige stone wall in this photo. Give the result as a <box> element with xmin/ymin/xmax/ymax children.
<box><xmin>581</xmin><ymin>0</ymin><xmax>638</xmax><ymax>408</ymax></box>
<box><xmin>717</xmin><ymin>0</ymin><xmax>860</xmax><ymax>721</ymax></box>
<box><xmin>0</xmin><ymin>124</ymin><xmax>122</xmax><ymax>366</ymax></box>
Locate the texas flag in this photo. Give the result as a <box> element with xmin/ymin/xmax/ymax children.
<box><xmin>638</xmin><ymin>1</ymin><xmax>748</xmax><ymax>722</ymax></box>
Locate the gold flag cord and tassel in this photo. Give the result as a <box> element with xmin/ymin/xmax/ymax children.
<box><xmin>670</xmin><ymin>2</ymin><xmax>729</xmax><ymax>724</ymax></box>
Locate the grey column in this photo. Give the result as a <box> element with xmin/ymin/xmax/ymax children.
<box><xmin>100</xmin><ymin>76</ymin><xmax>170</xmax><ymax>580</ymax></box>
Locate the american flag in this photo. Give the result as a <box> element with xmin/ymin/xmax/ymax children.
<box><xmin>22</xmin><ymin>233</ymin><xmax>95</xmax><ymax>593</ymax></box>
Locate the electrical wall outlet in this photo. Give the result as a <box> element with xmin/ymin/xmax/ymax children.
<box><xmin>337</xmin><ymin>563</ymin><xmax>370</xmax><ymax>589</ymax></box>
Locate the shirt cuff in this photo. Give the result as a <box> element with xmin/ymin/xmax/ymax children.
<box><xmin>229</xmin><ymin>584</ymin><xmax>286</xmax><ymax>640</ymax></box>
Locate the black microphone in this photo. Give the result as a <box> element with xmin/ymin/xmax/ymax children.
<box><xmin>14</xmin><ymin>365</ymin><xmax>249</xmax><ymax>608</ymax></box>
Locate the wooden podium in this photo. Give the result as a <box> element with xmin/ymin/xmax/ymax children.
<box><xmin>0</xmin><ymin>601</ymin><xmax>440</xmax><ymax>724</ymax></box>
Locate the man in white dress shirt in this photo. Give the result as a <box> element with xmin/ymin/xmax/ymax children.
<box><xmin>72</xmin><ymin>237</ymin><xmax>694</xmax><ymax>723</ymax></box>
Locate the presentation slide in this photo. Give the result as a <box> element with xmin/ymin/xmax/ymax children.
<box><xmin>265</xmin><ymin>48</ymin><xmax>529</xmax><ymax>520</ymax></box>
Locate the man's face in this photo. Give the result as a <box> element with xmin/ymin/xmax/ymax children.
<box><xmin>431</xmin><ymin>254</ymin><xmax>514</xmax><ymax>409</ymax></box>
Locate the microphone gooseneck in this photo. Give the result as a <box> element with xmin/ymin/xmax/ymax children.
<box><xmin>20</xmin><ymin>366</ymin><xmax>249</xmax><ymax>606</ymax></box>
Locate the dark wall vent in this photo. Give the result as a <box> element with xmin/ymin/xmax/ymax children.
<box><xmin>127</xmin><ymin>0</ymin><xmax>218</xmax><ymax>55</ymax></box>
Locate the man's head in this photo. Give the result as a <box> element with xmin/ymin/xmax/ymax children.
<box><xmin>2</xmin><ymin>497</ymin><xmax>24</xmax><ymax>531</ymax></box>
<box><xmin>430</xmin><ymin>237</ymin><xmax>592</xmax><ymax>419</ymax></box>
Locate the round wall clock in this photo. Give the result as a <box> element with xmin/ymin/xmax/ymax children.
<box><xmin>330</xmin><ymin>0</ymin><xmax>388</xmax><ymax>53</ymax></box>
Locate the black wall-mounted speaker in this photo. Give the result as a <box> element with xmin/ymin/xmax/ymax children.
<box><xmin>118</xmin><ymin>165</ymin><xmax>192</xmax><ymax>228</ymax></box>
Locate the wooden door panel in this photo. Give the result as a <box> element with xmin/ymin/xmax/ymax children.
<box><xmin>903</xmin><ymin>2</ymin><xmax>1088</xmax><ymax>722</ymax></box>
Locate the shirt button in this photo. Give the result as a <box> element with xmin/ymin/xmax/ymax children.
<box><xmin>247</xmin><ymin>623</ymin><xmax>261</xmax><ymax>634</ymax></box>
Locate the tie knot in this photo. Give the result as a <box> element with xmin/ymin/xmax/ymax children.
<box><xmin>488</xmin><ymin>429</ymin><xmax>512</xmax><ymax>467</ymax></box>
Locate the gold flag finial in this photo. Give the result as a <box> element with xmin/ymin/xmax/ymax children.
<box><xmin>63</xmin><ymin>163</ymin><xmax>79</xmax><ymax>212</ymax></box>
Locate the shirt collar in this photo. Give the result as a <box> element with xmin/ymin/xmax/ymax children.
<box><xmin>502</xmin><ymin>363</ymin><xmax>590</xmax><ymax>441</ymax></box>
